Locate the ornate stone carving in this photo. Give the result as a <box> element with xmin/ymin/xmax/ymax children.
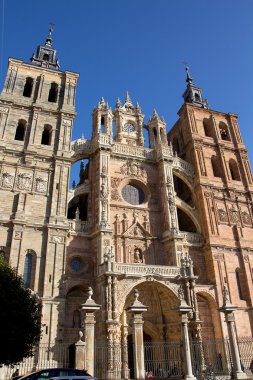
<box><xmin>14</xmin><ymin>231</ymin><xmax>22</xmax><ymax>239</ymax></box>
<box><xmin>63</xmin><ymin>119</ymin><xmax>72</xmax><ymax>126</ymax></box>
<box><xmin>229</xmin><ymin>206</ymin><xmax>240</xmax><ymax>224</ymax></box>
<box><xmin>218</xmin><ymin>208</ymin><xmax>228</xmax><ymax>223</ymax></box>
<box><xmin>120</xmin><ymin>159</ymin><xmax>145</xmax><ymax>177</ymax></box>
<box><xmin>35</xmin><ymin>177</ymin><xmax>47</xmax><ymax>193</ymax></box>
<box><xmin>17</xmin><ymin>173</ymin><xmax>32</xmax><ymax>191</ymax></box>
<box><xmin>213</xmin><ymin>253</ymin><xmax>224</xmax><ymax>260</ymax></box>
<box><xmin>50</xmin><ymin>235</ymin><xmax>65</xmax><ymax>243</ymax></box>
<box><xmin>242</xmin><ymin>211</ymin><xmax>251</xmax><ymax>225</ymax></box>
<box><xmin>0</xmin><ymin>106</ymin><xmax>9</xmax><ymax>113</ymax></box>
<box><xmin>2</xmin><ymin>172</ymin><xmax>15</xmax><ymax>188</ymax></box>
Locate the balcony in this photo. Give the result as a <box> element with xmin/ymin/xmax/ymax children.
<box><xmin>99</xmin><ymin>261</ymin><xmax>180</xmax><ymax>278</ymax></box>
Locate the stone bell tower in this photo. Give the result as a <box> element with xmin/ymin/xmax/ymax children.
<box><xmin>168</xmin><ymin>66</ymin><xmax>253</xmax><ymax>337</ymax></box>
<box><xmin>0</xmin><ymin>27</ymin><xmax>79</xmax><ymax>344</ymax></box>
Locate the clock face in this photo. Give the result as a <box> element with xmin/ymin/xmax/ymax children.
<box><xmin>122</xmin><ymin>123</ymin><xmax>136</xmax><ymax>134</ymax></box>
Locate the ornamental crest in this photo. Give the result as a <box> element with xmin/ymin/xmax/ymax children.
<box><xmin>218</xmin><ymin>208</ymin><xmax>228</xmax><ymax>223</ymax></box>
<box><xmin>17</xmin><ymin>173</ymin><xmax>32</xmax><ymax>191</ymax></box>
<box><xmin>35</xmin><ymin>177</ymin><xmax>47</xmax><ymax>193</ymax></box>
<box><xmin>242</xmin><ymin>211</ymin><xmax>251</xmax><ymax>225</ymax></box>
<box><xmin>120</xmin><ymin>159</ymin><xmax>145</xmax><ymax>178</ymax></box>
<box><xmin>229</xmin><ymin>206</ymin><xmax>240</xmax><ymax>224</ymax></box>
<box><xmin>2</xmin><ymin>172</ymin><xmax>14</xmax><ymax>188</ymax></box>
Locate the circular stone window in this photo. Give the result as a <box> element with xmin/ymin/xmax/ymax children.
<box><xmin>122</xmin><ymin>183</ymin><xmax>145</xmax><ymax>205</ymax></box>
<box><xmin>70</xmin><ymin>258</ymin><xmax>83</xmax><ymax>272</ymax></box>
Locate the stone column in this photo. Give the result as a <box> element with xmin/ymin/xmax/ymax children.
<box><xmin>127</xmin><ymin>289</ymin><xmax>148</xmax><ymax>380</ymax></box>
<box><xmin>176</xmin><ymin>286</ymin><xmax>197</xmax><ymax>380</ymax></box>
<box><xmin>80</xmin><ymin>287</ymin><xmax>101</xmax><ymax>376</ymax></box>
<box><xmin>75</xmin><ymin>331</ymin><xmax>86</xmax><ymax>370</ymax></box>
<box><xmin>219</xmin><ymin>286</ymin><xmax>247</xmax><ymax>380</ymax></box>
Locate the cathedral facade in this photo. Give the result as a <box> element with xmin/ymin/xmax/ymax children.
<box><xmin>0</xmin><ymin>30</ymin><xmax>253</xmax><ymax>378</ymax></box>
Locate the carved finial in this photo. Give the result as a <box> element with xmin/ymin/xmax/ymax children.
<box><xmin>185</xmin><ymin>64</ymin><xmax>193</xmax><ymax>84</ymax></box>
<box><xmin>152</xmin><ymin>109</ymin><xmax>159</xmax><ymax>120</ymax></box>
<box><xmin>116</xmin><ymin>98</ymin><xmax>122</xmax><ymax>108</ymax></box>
<box><xmin>125</xmin><ymin>91</ymin><xmax>133</xmax><ymax>105</ymax></box>
<box><xmin>87</xmin><ymin>287</ymin><xmax>93</xmax><ymax>300</ymax></box>
<box><xmin>136</xmin><ymin>102</ymin><xmax>141</xmax><ymax>112</ymax></box>
<box><xmin>78</xmin><ymin>330</ymin><xmax>83</xmax><ymax>342</ymax></box>
<box><xmin>134</xmin><ymin>288</ymin><xmax>139</xmax><ymax>302</ymax></box>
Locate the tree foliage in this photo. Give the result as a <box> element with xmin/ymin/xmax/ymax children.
<box><xmin>0</xmin><ymin>258</ymin><xmax>41</xmax><ymax>365</ymax></box>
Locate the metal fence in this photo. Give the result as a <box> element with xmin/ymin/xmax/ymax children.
<box><xmin>144</xmin><ymin>341</ymin><xmax>182</xmax><ymax>378</ymax></box>
<box><xmin>4</xmin><ymin>344</ymin><xmax>70</xmax><ymax>380</ymax></box>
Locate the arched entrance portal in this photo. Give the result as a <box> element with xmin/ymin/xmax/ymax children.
<box><xmin>124</xmin><ymin>281</ymin><xmax>181</xmax><ymax>378</ymax></box>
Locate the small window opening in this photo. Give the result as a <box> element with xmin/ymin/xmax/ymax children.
<box><xmin>41</xmin><ymin>125</ymin><xmax>52</xmax><ymax>145</ymax></box>
<box><xmin>211</xmin><ymin>156</ymin><xmax>223</xmax><ymax>178</ymax></box>
<box><xmin>43</xmin><ymin>53</ymin><xmax>50</xmax><ymax>61</ymax></box>
<box><xmin>48</xmin><ymin>82</ymin><xmax>58</xmax><ymax>103</ymax></box>
<box><xmin>23</xmin><ymin>77</ymin><xmax>33</xmax><ymax>98</ymax></box>
<box><xmin>15</xmin><ymin>120</ymin><xmax>26</xmax><ymax>141</ymax></box>
<box><xmin>195</xmin><ymin>93</ymin><xmax>201</xmax><ymax>102</ymax></box>
<box><xmin>101</xmin><ymin>116</ymin><xmax>105</xmax><ymax>133</ymax></box>
<box><xmin>219</xmin><ymin>122</ymin><xmax>231</xmax><ymax>141</ymax></box>
<box><xmin>229</xmin><ymin>159</ymin><xmax>240</xmax><ymax>181</ymax></box>
<box><xmin>203</xmin><ymin>118</ymin><xmax>214</xmax><ymax>138</ymax></box>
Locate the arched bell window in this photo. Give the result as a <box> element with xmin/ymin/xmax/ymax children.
<box><xmin>229</xmin><ymin>159</ymin><xmax>240</xmax><ymax>181</ymax></box>
<box><xmin>41</xmin><ymin>124</ymin><xmax>52</xmax><ymax>145</ymax></box>
<box><xmin>14</xmin><ymin>120</ymin><xmax>26</xmax><ymax>141</ymax></box>
<box><xmin>48</xmin><ymin>82</ymin><xmax>58</xmax><ymax>103</ymax></box>
<box><xmin>23</xmin><ymin>77</ymin><xmax>33</xmax><ymax>98</ymax></box>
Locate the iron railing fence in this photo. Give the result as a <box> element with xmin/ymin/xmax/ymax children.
<box><xmin>144</xmin><ymin>341</ymin><xmax>182</xmax><ymax>378</ymax></box>
<box><xmin>191</xmin><ymin>339</ymin><xmax>232</xmax><ymax>379</ymax></box>
<box><xmin>5</xmin><ymin>343</ymin><xmax>70</xmax><ymax>380</ymax></box>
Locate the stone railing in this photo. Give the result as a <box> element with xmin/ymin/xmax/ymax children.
<box><xmin>68</xmin><ymin>181</ymin><xmax>89</xmax><ymax>201</ymax></box>
<box><xmin>173</xmin><ymin>156</ymin><xmax>194</xmax><ymax>178</ymax></box>
<box><xmin>71</xmin><ymin>138</ymin><xmax>93</xmax><ymax>157</ymax></box>
<box><xmin>99</xmin><ymin>262</ymin><xmax>180</xmax><ymax>277</ymax></box>
<box><xmin>112</xmin><ymin>143</ymin><xmax>155</xmax><ymax>160</ymax></box>
<box><xmin>68</xmin><ymin>220</ymin><xmax>90</xmax><ymax>234</ymax></box>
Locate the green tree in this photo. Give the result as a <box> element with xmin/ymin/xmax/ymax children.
<box><xmin>0</xmin><ymin>258</ymin><xmax>41</xmax><ymax>365</ymax></box>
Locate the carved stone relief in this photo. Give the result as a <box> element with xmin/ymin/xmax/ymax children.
<box><xmin>218</xmin><ymin>208</ymin><xmax>228</xmax><ymax>223</ymax></box>
<box><xmin>120</xmin><ymin>159</ymin><xmax>146</xmax><ymax>178</ymax></box>
<box><xmin>35</xmin><ymin>177</ymin><xmax>47</xmax><ymax>193</ymax></box>
<box><xmin>50</xmin><ymin>235</ymin><xmax>65</xmax><ymax>243</ymax></box>
<box><xmin>17</xmin><ymin>173</ymin><xmax>32</xmax><ymax>191</ymax></box>
<box><xmin>241</xmin><ymin>211</ymin><xmax>251</xmax><ymax>225</ymax></box>
<box><xmin>2</xmin><ymin>172</ymin><xmax>15</xmax><ymax>188</ymax></box>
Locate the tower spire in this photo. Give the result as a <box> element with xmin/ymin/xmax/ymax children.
<box><xmin>30</xmin><ymin>25</ymin><xmax>59</xmax><ymax>70</ymax></box>
<box><xmin>45</xmin><ymin>24</ymin><xmax>54</xmax><ymax>46</ymax></box>
<box><xmin>182</xmin><ymin>65</ymin><xmax>208</xmax><ymax>109</ymax></box>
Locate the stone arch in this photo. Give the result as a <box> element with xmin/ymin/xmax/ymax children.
<box><xmin>173</xmin><ymin>173</ymin><xmax>194</xmax><ymax>208</ymax></box>
<box><xmin>196</xmin><ymin>291</ymin><xmax>222</xmax><ymax>340</ymax></box>
<box><xmin>123</xmin><ymin>280</ymin><xmax>180</xmax><ymax>342</ymax></box>
<box><xmin>176</xmin><ymin>206</ymin><xmax>200</xmax><ymax>233</ymax></box>
<box><xmin>219</xmin><ymin>121</ymin><xmax>231</xmax><ymax>141</ymax></box>
<box><xmin>229</xmin><ymin>158</ymin><xmax>241</xmax><ymax>181</ymax></box>
<box><xmin>64</xmin><ymin>285</ymin><xmax>87</xmax><ymax>330</ymax></box>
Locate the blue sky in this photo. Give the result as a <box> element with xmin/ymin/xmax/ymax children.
<box><xmin>0</xmin><ymin>0</ymin><xmax>253</xmax><ymax>184</ymax></box>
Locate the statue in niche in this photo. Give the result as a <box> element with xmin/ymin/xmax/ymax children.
<box><xmin>134</xmin><ymin>247</ymin><xmax>143</xmax><ymax>263</ymax></box>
